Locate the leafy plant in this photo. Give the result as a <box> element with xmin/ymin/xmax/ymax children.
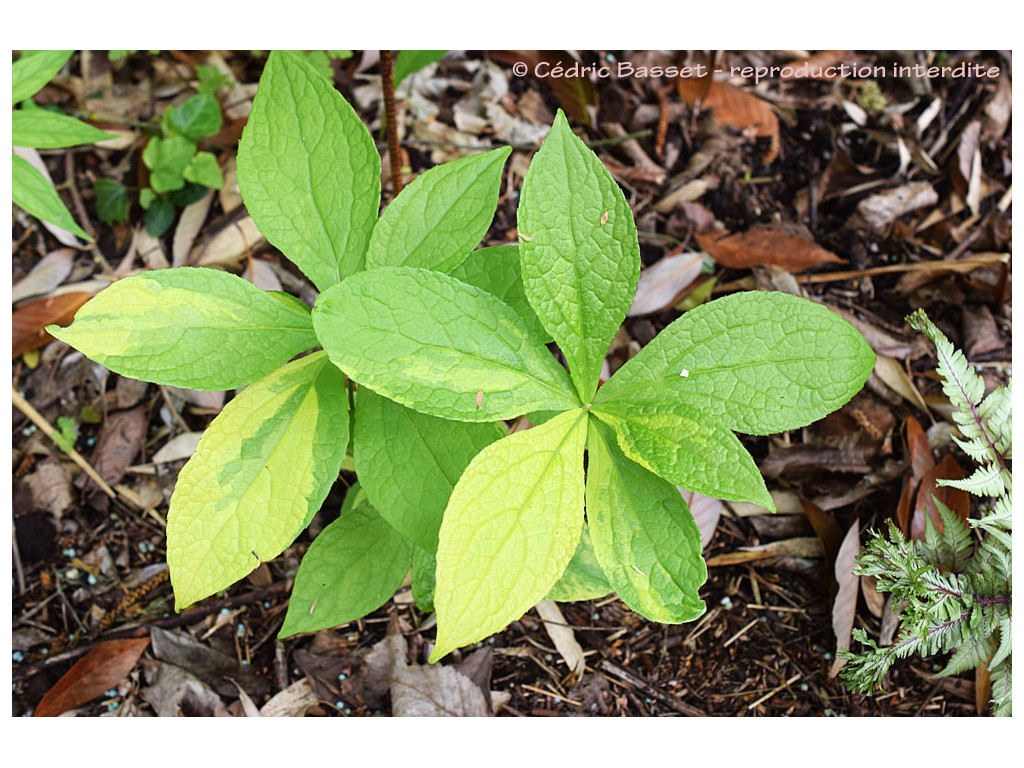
<box><xmin>50</xmin><ymin>50</ymin><xmax>874</xmax><ymax>660</ymax></box>
<box><xmin>840</xmin><ymin>310</ymin><xmax>1011</xmax><ymax>716</ymax></box>
<box><xmin>12</xmin><ymin>50</ymin><xmax>116</xmax><ymax>240</ymax></box>
<box><xmin>137</xmin><ymin>87</ymin><xmax>226</xmax><ymax>236</ymax></box>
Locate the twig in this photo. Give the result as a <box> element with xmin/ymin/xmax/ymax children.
<box><xmin>12</xmin><ymin>387</ymin><xmax>116</xmax><ymax>499</ymax></box>
<box><xmin>599</xmin><ymin>659</ymin><xmax>707</xmax><ymax>716</ymax></box>
<box><xmin>379</xmin><ymin>50</ymin><xmax>403</xmax><ymax>196</ymax></box>
<box><xmin>12</xmin><ymin>520</ymin><xmax>27</xmax><ymax>595</ymax></box>
<box><xmin>65</xmin><ymin>151</ymin><xmax>96</xmax><ymax>242</ymax></box>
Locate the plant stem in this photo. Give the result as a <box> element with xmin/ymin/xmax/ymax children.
<box><xmin>379</xmin><ymin>50</ymin><xmax>403</xmax><ymax>196</ymax></box>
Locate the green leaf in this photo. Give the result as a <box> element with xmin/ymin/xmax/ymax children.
<box><xmin>393</xmin><ymin>50</ymin><xmax>447</xmax><ymax>86</ymax></box>
<box><xmin>586</xmin><ymin>419</ymin><xmax>707</xmax><ymax>623</ymax></box>
<box><xmin>518</xmin><ymin>110</ymin><xmax>640</xmax><ymax>402</ymax></box>
<box><xmin>183</xmin><ymin>151</ymin><xmax>223</xmax><ymax>189</ymax></box>
<box><xmin>411</xmin><ymin>545</ymin><xmax>437</xmax><ymax>612</ymax></box>
<box><xmin>164</xmin><ymin>93</ymin><xmax>223</xmax><ymax>141</ymax></box>
<box><xmin>12</xmin><ymin>152</ymin><xmax>90</xmax><ymax>240</ymax></box>
<box><xmin>12</xmin><ymin>50</ymin><xmax>73</xmax><ymax>104</ymax></box>
<box><xmin>144</xmin><ymin>198</ymin><xmax>175</xmax><ymax>236</ymax></box>
<box><xmin>451</xmin><ymin>245</ymin><xmax>552</xmax><ymax>343</ymax></box>
<box><xmin>195</xmin><ymin>64</ymin><xmax>231</xmax><ymax>95</ymax></box>
<box><xmin>279</xmin><ymin>483</ymin><xmax>412</xmax><ymax>637</ymax></box>
<box><xmin>430</xmin><ymin>409</ymin><xmax>588</xmax><ymax>661</ymax></box>
<box><xmin>592</xmin><ymin>398</ymin><xmax>773</xmax><ymax>509</ymax></box>
<box><xmin>546</xmin><ymin>525</ymin><xmax>612</xmax><ymax>602</ymax></box>
<box><xmin>237</xmin><ymin>50</ymin><xmax>380</xmax><ymax>290</ymax></box>
<box><xmin>12</xmin><ymin>110</ymin><xmax>115</xmax><ymax>149</ymax></box>
<box><xmin>365</xmin><ymin>147</ymin><xmax>511</xmax><ymax>273</ymax></box>
<box><xmin>168</xmin><ymin>352</ymin><xmax>349</xmax><ymax>609</ymax></box>
<box><xmin>353</xmin><ymin>388</ymin><xmax>505</xmax><ymax>553</ymax></box>
<box><xmin>93</xmin><ymin>178</ymin><xmax>129</xmax><ymax>225</ymax></box>
<box><xmin>47</xmin><ymin>268</ymin><xmax>316</xmax><ymax>390</ymax></box>
<box><xmin>52</xmin><ymin>416</ymin><xmax>79</xmax><ymax>453</ymax></box>
<box><xmin>595</xmin><ymin>291</ymin><xmax>875</xmax><ymax>435</ymax></box>
<box><xmin>313</xmin><ymin>267</ymin><xmax>579</xmax><ymax>421</ymax></box>
<box><xmin>142</xmin><ymin>136</ymin><xmax>196</xmax><ymax>193</ymax></box>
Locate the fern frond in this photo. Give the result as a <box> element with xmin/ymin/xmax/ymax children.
<box><xmin>990</xmin><ymin>656</ymin><xmax>1012</xmax><ymax>716</ymax></box>
<box><xmin>940</xmin><ymin>462</ymin><xmax>1008</xmax><ymax>498</ymax></box>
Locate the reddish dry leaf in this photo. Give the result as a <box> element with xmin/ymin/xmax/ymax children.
<box><xmin>975</xmin><ymin>662</ymin><xmax>991</xmax><ymax>715</ymax></box>
<box><xmin>12</xmin><ymin>291</ymin><xmax>94</xmax><ymax>359</ymax></box>
<box><xmin>897</xmin><ymin>416</ymin><xmax>934</xmax><ymax>535</ymax></box>
<box><xmin>800</xmin><ymin>498</ymin><xmax>845</xmax><ymax>599</ymax></box>
<box><xmin>696</xmin><ymin>227</ymin><xmax>844</xmax><ymax>273</ymax></box>
<box><xmin>911</xmin><ymin>453</ymin><xmax>969</xmax><ymax>541</ymax></box>
<box><xmin>90</xmin><ymin>406</ymin><xmax>149</xmax><ymax>487</ymax></box>
<box><xmin>627</xmin><ymin>250</ymin><xmax>704</xmax><ymax>317</ymax></box>
<box><xmin>34</xmin><ymin>637</ymin><xmax>150</xmax><ymax>716</ymax></box>
<box><xmin>962</xmin><ymin>304</ymin><xmax>1005</xmax><ymax>358</ymax></box>
<box><xmin>697</xmin><ymin>81</ymin><xmax>779</xmax><ymax>162</ymax></box>
<box><xmin>829</xmin><ymin>519</ymin><xmax>860</xmax><ymax>678</ymax></box>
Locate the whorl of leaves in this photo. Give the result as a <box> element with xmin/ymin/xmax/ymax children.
<box><xmin>839</xmin><ymin>310</ymin><xmax>1011</xmax><ymax>716</ymax></box>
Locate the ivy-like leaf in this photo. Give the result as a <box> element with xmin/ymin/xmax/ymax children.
<box><xmin>47</xmin><ymin>268</ymin><xmax>316</xmax><ymax>391</ymax></box>
<box><xmin>313</xmin><ymin>267</ymin><xmax>579</xmax><ymax>421</ymax></box>
<box><xmin>168</xmin><ymin>352</ymin><xmax>349</xmax><ymax>609</ymax></box>
<box><xmin>183</xmin><ymin>151</ymin><xmax>223</xmax><ymax>189</ymax></box>
<box><xmin>451</xmin><ymin>245</ymin><xmax>552</xmax><ymax>343</ymax></box>
<box><xmin>279</xmin><ymin>483</ymin><xmax>413</xmax><ymax>637</ymax></box>
<box><xmin>12</xmin><ymin>152</ymin><xmax>90</xmax><ymax>240</ymax></box>
<box><xmin>586</xmin><ymin>419</ymin><xmax>707</xmax><ymax>623</ymax></box>
<box><xmin>93</xmin><ymin>178</ymin><xmax>129</xmax><ymax>225</ymax></box>
<box><xmin>164</xmin><ymin>93</ymin><xmax>222</xmax><ymax>141</ymax></box>
<box><xmin>393</xmin><ymin>50</ymin><xmax>447</xmax><ymax>86</ymax></box>
<box><xmin>142</xmin><ymin>136</ymin><xmax>196</xmax><ymax>193</ymax></box>
<box><xmin>546</xmin><ymin>524</ymin><xmax>613</xmax><ymax>602</ymax></box>
<box><xmin>365</xmin><ymin>147</ymin><xmax>512</xmax><ymax>273</ymax></box>
<box><xmin>596</xmin><ymin>291</ymin><xmax>875</xmax><ymax>435</ymax></box>
<box><xmin>353</xmin><ymin>388</ymin><xmax>505</xmax><ymax>552</ymax></box>
<box><xmin>592</xmin><ymin>398</ymin><xmax>774</xmax><ymax>509</ymax></box>
<box><xmin>12</xmin><ymin>110</ymin><xmax>116</xmax><ymax>149</ymax></box>
<box><xmin>430</xmin><ymin>409</ymin><xmax>588</xmax><ymax>661</ymax></box>
<box><xmin>12</xmin><ymin>50</ymin><xmax>73</xmax><ymax>104</ymax></box>
<box><xmin>518</xmin><ymin>110</ymin><xmax>640</xmax><ymax>402</ymax></box>
<box><xmin>237</xmin><ymin>50</ymin><xmax>380</xmax><ymax>290</ymax></box>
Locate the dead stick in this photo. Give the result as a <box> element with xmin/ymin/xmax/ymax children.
<box><xmin>379</xmin><ymin>50</ymin><xmax>403</xmax><ymax>195</ymax></box>
<box><xmin>12</xmin><ymin>386</ymin><xmax>115</xmax><ymax>498</ymax></box>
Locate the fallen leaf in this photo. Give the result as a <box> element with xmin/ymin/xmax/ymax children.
<box><xmin>848</xmin><ymin>182</ymin><xmax>938</xmax><ymax>234</ymax></box>
<box><xmin>488</xmin><ymin>51</ymin><xmax>598</xmax><ymax>125</ymax></box>
<box><xmin>163</xmin><ymin>386</ymin><xmax>225</xmax><ymax>411</ymax></box>
<box><xmin>151</xmin><ymin>432</ymin><xmax>203</xmax><ymax>464</ymax></box>
<box><xmin>148</xmin><ymin>626</ymin><xmax>273</xmax><ymax>700</ymax></box>
<box><xmin>627</xmin><ymin>250</ymin><xmax>704</xmax><ymax>317</ymax></box>
<box><xmin>873</xmin><ymin>355</ymin><xmax>929</xmax><ymax>413</ymax></box>
<box><xmin>89</xmin><ymin>406</ymin><xmax>148</xmax><ymax>487</ymax></box>
<box><xmin>706</xmin><ymin>537</ymin><xmax>822</xmax><ymax>567</ymax></box>
<box><xmin>24</xmin><ymin>460</ymin><xmax>74</xmax><ymax>518</ymax></box>
<box><xmin>536</xmin><ymin>600</ymin><xmax>586</xmax><ymax>684</ymax></box>
<box><xmin>191</xmin><ymin>216</ymin><xmax>266</xmax><ymax>268</ymax></box>
<box><xmin>962</xmin><ymin>304</ymin><xmax>1004</xmax><ymax>358</ymax></box>
<box><xmin>243</xmin><ymin>259</ymin><xmax>283</xmax><ymax>292</ymax></box>
<box><xmin>12</xmin><ymin>291</ymin><xmax>94</xmax><ymax>358</ymax></box>
<box><xmin>911</xmin><ymin>453</ymin><xmax>969</xmax><ymax>541</ymax></box>
<box><xmin>860</xmin><ymin>575</ymin><xmax>885</xmax><ymax>618</ymax></box>
<box><xmin>696</xmin><ymin>227</ymin><xmax>844</xmax><ymax>273</ymax></box>
<box><xmin>12</xmin><ymin>248</ymin><xmax>75</xmax><ymax>303</ymax></box>
<box><xmin>829</xmin><ymin>519</ymin><xmax>860</xmax><ymax>678</ymax></box>
<box><xmin>260</xmin><ymin>678</ymin><xmax>318</xmax><ymax>717</ymax></box>
<box><xmin>361</xmin><ymin>624</ymin><xmax>490</xmax><ymax>717</ymax></box>
<box><xmin>800</xmin><ymin>498</ymin><xmax>844</xmax><ymax>599</ymax></box>
<box><xmin>34</xmin><ymin>637</ymin><xmax>150</xmax><ymax>716</ymax></box>
<box><xmin>688</xmin><ymin>81</ymin><xmax>780</xmax><ymax>163</ymax></box>
<box><xmin>172</xmin><ymin>188</ymin><xmax>215</xmax><ymax>267</ymax></box>
<box><xmin>141</xmin><ymin>660</ymin><xmax>228</xmax><ymax>717</ymax></box>
<box><xmin>679</xmin><ymin>487</ymin><xmax>723</xmax><ymax>549</ymax></box>
<box><xmin>897</xmin><ymin>416</ymin><xmax>934</xmax><ymax>534</ymax></box>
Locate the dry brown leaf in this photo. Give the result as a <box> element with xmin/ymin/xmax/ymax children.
<box><xmin>873</xmin><ymin>355</ymin><xmax>929</xmax><ymax>413</ymax></box>
<box><xmin>151</xmin><ymin>432</ymin><xmax>203</xmax><ymax>465</ymax></box>
<box><xmin>487</xmin><ymin>51</ymin><xmax>598</xmax><ymax>125</ymax></box>
<box><xmin>706</xmin><ymin>537</ymin><xmax>822</xmax><ymax>567</ymax></box>
<box><xmin>141</xmin><ymin>660</ymin><xmax>228</xmax><ymax>717</ymax></box>
<box><xmin>536</xmin><ymin>600</ymin><xmax>585</xmax><ymax>684</ymax></box>
<box><xmin>24</xmin><ymin>460</ymin><xmax>74</xmax><ymax>519</ymax></box>
<box><xmin>259</xmin><ymin>678</ymin><xmax>318</xmax><ymax>717</ymax></box>
<box><xmin>172</xmin><ymin>189</ymin><xmax>215</xmax><ymax>267</ymax></box>
<box><xmin>696</xmin><ymin>227</ymin><xmax>844</xmax><ymax>273</ymax></box>
<box><xmin>848</xmin><ymin>182</ymin><xmax>938</xmax><ymax>235</ymax></box>
<box><xmin>90</xmin><ymin>406</ymin><xmax>148</xmax><ymax>487</ymax></box>
<box><xmin>191</xmin><ymin>216</ymin><xmax>266</xmax><ymax>268</ymax></box>
<box><xmin>829</xmin><ymin>519</ymin><xmax>860</xmax><ymax>678</ymax></box>
<box><xmin>860</xmin><ymin>575</ymin><xmax>886</xmax><ymax>618</ymax></box>
<box><xmin>34</xmin><ymin>637</ymin><xmax>150</xmax><ymax>716</ymax></box>
<box><xmin>697</xmin><ymin>81</ymin><xmax>779</xmax><ymax>162</ymax></box>
<box><xmin>962</xmin><ymin>304</ymin><xmax>1005</xmax><ymax>358</ymax></box>
<box><xmin>800</xmin><ymin>498</ymin><xmax>844</xmax><ymax>599</ymax></box>
<box><xmin>12</xmin><ymin>291</ymin><xmax>94</xmax><ymax>359</ymax></box>
<box><xmin>897</xmin><ymin>416</ymin><xmax>934</xmax><ymax>534</ymax></box>
<box><xmin>778</xmin><ymin>51</ymin><xmax>856</xmax><ymax>79</ymax></box>
<box><xmin>12</xmin><ymin>248</ymin><xmax>75</xmax><ymax>303</ymax></box>
<box><xmin>911</xmin><ymin>453</ymin><xmax>969</xmax><ymax>542</ymax></box>
<box><xmin>627</xmin><ymin>250</ymin><xmax>703</xmax><ymax>317</ymax></box>
<box><xmin>243</xmin><ymin>259</ymin><xmax>284</xmax><ymax>292</ymax></box>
